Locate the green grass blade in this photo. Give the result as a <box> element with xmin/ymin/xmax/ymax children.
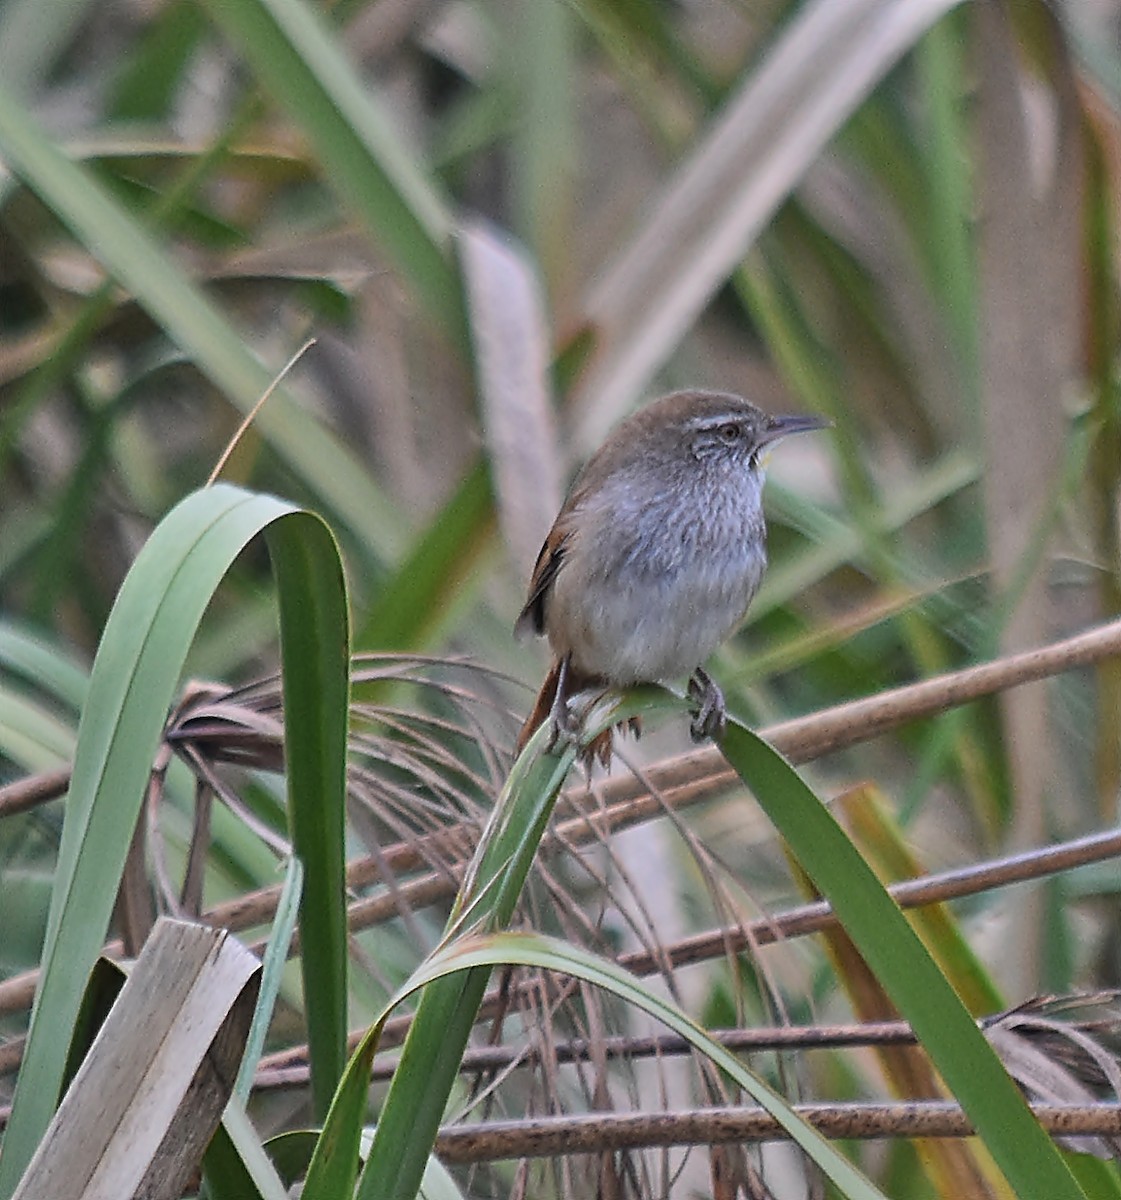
<box><xmin>0</xmin><ymin>620</ymin><xmax>89</xmax><ymax>711</ymax></box>
<box><xmin>717</xmin><ymin>720</ymin><xmax>1085</xmax><ymax>1200</ymax></box>
<box><xmin>0</xmin><ymin>484</ymin><xmax>350</xmax><ymax>1196</ymax></box>
<box><xmin>266</xmin><ymin>513</ymin><xmax>351</xmax><ymax>1116</ymax></box>
<box><xmin>913</xmin><ymin>16</ymin><xmax>978</xmax><ymax>407</ymax></box>
<box><xmin>299</xmin><ymin>1023</ymin><xmax>382</xmax><ymax>1198</ymax></box>
<box><xmin>511</xmin><ymin>0</ymin><xmax>576</xmax><ymax>288</ymax></box>
<box><xmin>299</xmin><ymin>727</ymin><xmax>578</xmax><ymax>1200</ymax></box>
<box><xmin>0</xmin><ymin>688</ymin><xmax>77</xmax><ymax>770</ymax></box>
<box><xmin>754</xmin><ymin>450</ymin><xmax>978</xmax><ymax>620</ymax></box>
<box><xmin>233</xmin><ymin>856</ymin><xmax>304</xmax><ymax>1105</ymax></box>
<box><xmin>1068</xmin><ymin>1156</ymin><xmax>1121</xmax><ymax>1200</ymax></box>
<box><xmin>204</xmin><ymin>1101</ymin><xmax>291</xmax><ymax>1200</ymax></box>
<box><xmin>0</xmin><ymin>485</ymin><xmax>282</xmax><ymax>1194</ymax></box>
<box><xmin>354</xmin><ymin>461</ymin><xmax>495</xmax><ymax>653</ymax></box>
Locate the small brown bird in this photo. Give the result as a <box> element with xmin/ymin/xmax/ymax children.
<box><xmin>515</xmin><ymin>389</ymin><xmax>827</xmax><ymax>765</ymax></box>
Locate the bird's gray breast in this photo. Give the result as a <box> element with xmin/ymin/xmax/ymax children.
<box><xmin>555</xmin><ymin>465</ymin><xmax>768</xmax><ymax>682</ymax></box>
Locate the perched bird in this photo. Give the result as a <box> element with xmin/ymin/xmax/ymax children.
<box><xmin>515</xmin><ymin>389</ymin><xmax>827</xmax><ymax>765</ymax></box>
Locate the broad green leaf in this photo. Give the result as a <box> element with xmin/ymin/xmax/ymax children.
<box><xmin>311</xmin><ymin>692</ymin><xmax>884</xmax><ymax>1200</ymax></box>
<box><xmin>717</xmin><ymin>721</ymin><xmax>1085</xmax><ymax>1200</ymax></box>
<box><xmin>0</xmin><ymin>484</ymin><xmax>349</xmax><ymax>1197</ymax></box>
<box><xmin>303</xmin><ymin>719</ymin><xmax>578</xmax><ymax>1200</ymax></box>
<box><xmin>270</xmin><ymin>514</ymin><xmax>351</xmax><ymax>1115</ymax></box>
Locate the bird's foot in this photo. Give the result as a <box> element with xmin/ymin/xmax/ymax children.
<box><xmin>687</xmin><ymin>668</ymin><xmax>725</xmax><ymax>742</ymax></box>
<box><xmin>543</xmin><ymin>701</ymin><xmax>583</xmax><ymax>755</ymax></box>
<box><xmin>550</xmin><ymin>694</ymin><xmax>643</xmax><ymax>776</ymax></box>
<box><xmin>549</xmin><ymin>705</ymin><xmax>642</xmax><ymax>771</ymax></box>
<box><xmin>541</xmin><ymin>658</ymin><xmax>602</xmax><ymax>761</ymax></box>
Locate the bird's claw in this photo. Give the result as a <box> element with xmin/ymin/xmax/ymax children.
<box><xmin>687</xmin><ymin>668</ymin><xmax>726</xmax><ymax>742</ymax></box>
<box><xmin>543</xmin><ymin>703</ymin><xmax>582</xmax><ymax>755</ymax></box>
<box><xmin>546</xmin><ymin>694</ymin><xmax>642</xmax><ymax>770</ymax></box>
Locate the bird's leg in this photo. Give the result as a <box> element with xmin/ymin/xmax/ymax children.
<box><xmin>543</xmin><ymin>655</ymin><xmax>580</xmax><ymax>752</ymax></box>
<box><xmin>548</xmin><ymin>657</ymin><xmax>625</xmax><ymax>769</ymax></box>
<box><xmin>518</xmin><ymin>657</ymin><xmax>634</xmax><ymax>769</ymax></box>
<box><xmin>687</xmin><ymin>666</ymin><xmax>725</xmax><ymax>742</ymax></box>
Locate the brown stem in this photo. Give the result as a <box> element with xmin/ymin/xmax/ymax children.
<box><xmin>431</xmin><ymin>1101</ymin><xmax>1121</xmax><ymax>1162</ymax></box>
<box><xmin>247</xmin><ymin>819</ymin><xmax>1121</xmax><ymax>1074</ymax></box>
<box><xmin>251</xmin><ymin>1018</ymin><xmax>923</xmax><ymax>1089</ymax></box>
<box><xmin>0</xmin><ymin>766</ymin><xmax>70</xmax><ymax>818</ymax></box>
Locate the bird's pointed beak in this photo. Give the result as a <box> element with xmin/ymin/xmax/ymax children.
<box><xmin>758</xmin><ymin>412</ymin><xmax>831</xmax><ymax>449</ymax></box>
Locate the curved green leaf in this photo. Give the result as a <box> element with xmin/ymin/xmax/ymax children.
<box><xmin>268</xmin><ymin>513</ymin><xmax>351</xmax><ymax>1114</ymax></box>
<box><xmin>717</xmin><ymin>720</ymin><xmax>1085</xmax><ymax>1200</ymax></box>
<box><xmin>0</xmin><ymin>484</ymin><xmax>349</xmax><ymax>1197</ymax></box>
<box><xmin>397</xmin><ymin>930</ymin><xmax>887</xmax><ymax>1200</ymax></box>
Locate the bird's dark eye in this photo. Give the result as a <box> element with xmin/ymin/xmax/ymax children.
<box><xmin>718</xmin><ymin>422</ymin><xmax>741</xmax><ymax>444</ymax></box>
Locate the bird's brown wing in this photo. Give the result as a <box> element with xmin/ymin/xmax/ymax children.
<box><xmin>514</xmin><ymin>524</ymin><xmax>570</xmax><ymax>639</ymax></box>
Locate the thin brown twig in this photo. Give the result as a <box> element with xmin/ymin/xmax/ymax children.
<box><xmin>0</xmin><ymin>766</ymin><xmax>70</xmax><ymax>818</ymax></box>
<box><xmin>2</xmin><ymin>1095</ymin><xmax>1118</xmax><ymax>1149</ymax></box>
<box><xmin>245</xmin><ymin>820</ymin><xmax>1121</xmax><ymax>1075</ymax></box>
<box><xmin>431</xmin><ymin>1102</ymin><xmax>1121</xmax><ymax>1162</ymax></box>
<box><xmin>253</xmin><ymin>1018</ymin><xmax>926</xmax><ymax>1090</ymax></box>
<box><xmin>250</xmin><ymin>995</ymin><xmax>1120</xmax><ymax>1089</ymax></box>
<box><xmin>618</xmin><ymin>823</ymin><xmax>1121</xmax><ymax>977</ymax></box>
<box><xmin>6</xmin><ymin>614</ymin><xmax>1118</xmax><ymax>915</ymax></box>
<box><xmin>3</xmin><ymin>802</ymin><xmax>1121</xmax><ymax>1051</ymax></box>
<box><xmin>7</xmin><ymin>614</ymin><xmax>1120</xmax><ymax>829</ymax></box>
